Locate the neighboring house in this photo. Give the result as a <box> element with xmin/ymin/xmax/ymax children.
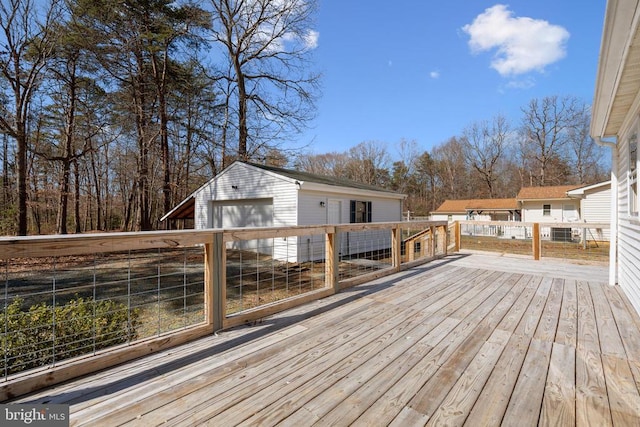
<box><xmin>517</xmin><ymin>185</ymin><xmax>581</xmax><ymax>223</ymax></box>
<box><xmin>434</xmin><ymin>183</ymin><xmax>610</xmax><ymax>241</ymax></box>
<box><xmin>162</xmin><ymin>161</ymin><xmax>406</xmax><ymax>262</ymax></box>
<box><xmin>567</xmin><ymin>181</ymin><xmax>612</xmax><ymax>241</ymax></box>
<box><xmin>431</xmin><ymin>198</ymin><xmax>520</xmax><ymax>222</ymax></box>
<box><xmin>591</xmin><ymin>0</ymin><xmax>640</xmax><ymax>313</ymax></box>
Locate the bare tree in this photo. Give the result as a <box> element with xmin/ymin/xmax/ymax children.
<box><xmin>294</xmin><ymin>151</ymin><xmax>350</xmax><ymax>177</ymax></box>
<box><xmin>209</xmin><ymin>0</ymin><xmax>320</xmax><ymax>162</ymax></box>
<box><xmin>431</xmin><ymin>137</ymin><xmax>470</xmax><ymax>200</ymax></box>
<box><xmin>461</xmin><ymin>115</ymin><xmax>509</xmax><ymax>198</ymax></box>
<box><xmin>519</xmin><ymin>95</ymin><xmax>581</xmax><ymax>186</ymax></box>
<box><xmin>345</xmin><ymin>141</ymin><xmax>391</xmax><ymax>186</ymax></box>
<box><xmin>0</xmin><ymin>0</ymin><xmax>62</xmax><ymax>235</ymax></box>
<box><xmin>567</xmin><ymin>105</ymin><xmax>608</xmax><ymax>184</ymax></box>
<box><xmin>391</xmin><ymin>138</ymin><xmax>419</xmax><ymax>193</ymax></box>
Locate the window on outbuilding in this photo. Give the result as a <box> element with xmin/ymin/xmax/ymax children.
<box><xmin>350</xmin><ymin>200</ymin><xmax>372</xmax><ymax>223</ymax></box>
<box><xmin>543</xmin><ymin>204</ymin><xmax>551</xmax><ymax>216</ymax></box>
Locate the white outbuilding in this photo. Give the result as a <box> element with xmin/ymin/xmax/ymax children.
<box><xmin>162</xmin><ymin>161</ymin><xmax>406</xmax><ymax>262</ymax></box>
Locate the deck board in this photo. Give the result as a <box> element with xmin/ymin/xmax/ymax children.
<box><xmin>8</xmin><ymin>253</ymin><xmax>640</xmax><ymax>426</ymax></box>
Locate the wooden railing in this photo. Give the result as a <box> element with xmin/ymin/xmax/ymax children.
<box><xmin>0</xmin><ymin>220</ymin><xmax>448</xmax><ymax>400</ymax></box>
<box><xmin>454</xmin><ymin>220</ymin><xmax>610</xmax><ymax>262</ymax></box>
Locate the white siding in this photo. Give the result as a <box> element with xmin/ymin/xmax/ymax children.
<box><xmin>521</xmin><ymin>200</ymin><xmax>580</xmax><ymax>223</ymax></box>
<box><xmin>193</xmin><ymin>163</ymin><xmax>298</xmax><ymax>261</ymax></box>
<box><xmin>580</xmin><ymin>185</ymin><xmax>611</xmax><ymax>240</ymax></box>
<box><xmin>296</xmin><ymin>190</ymin><xmax>403</xmax><ymax>262</ymax></box>
<box><xmin>194</xmin><ymin>162</ymin><xmax>298</xmax><ymax>230</ymax></box>
<box><xmin>188</xmin><ymin>163</ymin><xmax>405</xmax><ymax>263</ymax></box>
<box><xmin>617</xmin><ymin>123</ymin><xmax>640</xmax><ymax>314</ymax></box>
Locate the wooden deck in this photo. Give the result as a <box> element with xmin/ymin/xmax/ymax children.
<box><xmin>10</xmin><ymin>252</ymin><xmax>640</xmax><ymax>426</ymax></box>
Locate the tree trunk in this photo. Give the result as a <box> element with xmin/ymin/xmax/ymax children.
<box><xmin>234</xmin><ymin>55</ymin><xmax>248</xmax><ymax>160</ymax></box>
<box><xmin>16</xmin><ymin>119</ymin><xmax>28</xmax><ymax>235</ymax></box>
<box><xmin>56</xmin><ymin>159</ymin><xmax>71</xmax><ymax>234</ymax></box>
<box><xmin>73</xmin><ymin>159</ymin><xmax>81</xmax><ymax>233</ymax></box>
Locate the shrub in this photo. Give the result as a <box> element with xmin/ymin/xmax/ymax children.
<box><xmin>0</xmin><ymin>297</ymin><xmax>139</xmax><ymax>376</ymax></box>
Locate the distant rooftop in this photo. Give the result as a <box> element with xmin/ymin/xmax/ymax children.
<box><xmin>517</xmin><ymin>185</ymin><xmax>580</xmax><ymax>200</ymax></box>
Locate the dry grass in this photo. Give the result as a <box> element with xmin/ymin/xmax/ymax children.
<box><xmin>460</xmin><ymin>235</ymin><xmax>610</xmax><ymax>264</ymax></box>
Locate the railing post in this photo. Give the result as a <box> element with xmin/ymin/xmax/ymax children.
<box><xmin>533</xmin><ymin>223</ymin><xmax>540</xmax><ymax>260</ymax></box>
<box><xmin>205</xmin><ymin>231</ymin><xmax>226</xmax><ymax>331</ymax></box>
<box><xmin>430</xmin><ymin>225</ymin><xmax>436</xmax><ymax>257</ymax></box>
<box><xmin>325</xmin><ymin>227</ymin><xmax>339</xmax><ymax>293</ymax></box>
<box><xmin>392</xmin><ymin>225</ymin><xmax>402</xmax><ymax>271</ymax></box>
<box><xmin>442</xmin><ymin>225</ymin><xmax>448</xmax><ymax>256</ymax></box>
<box><xmin>454</xmin><ymin>221</ymin><xmax>461</xmax><ymax>252</ymax></box>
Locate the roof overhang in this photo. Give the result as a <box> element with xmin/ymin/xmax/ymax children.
<box><xmin>566</xmin><ymin>180</ymin><xmax>612</xmax><ymax>198</ymax></box>
<box><xmin>161</xmin><ymin>196</ymin><xmax>195</xmax><ymax>221</ymax></box>
<box><xmin>518</xmin><ymin>197</ymin><xmax>573</xmax><ymax>202</ymax></box>
<box><xmin>591</xmin><ymin>0</ymin><xmax>640</xmax><ymax>139</ymax></box>
<box><xmin>300</xmin><ymin>182</ymin><xmax>407</xmax><ymax>200</ymax></box>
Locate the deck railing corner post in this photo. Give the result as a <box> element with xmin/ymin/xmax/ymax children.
<box><xmin>205</xmin><ymin>231</ymin><xmax>225</xmax><ymax>332</ymax></box>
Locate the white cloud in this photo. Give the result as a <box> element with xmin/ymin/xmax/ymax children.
<box><xmin>430</xmin><ymin>71</ymin><xmax>440</xmax><ymax>79</ymax></box>
<box><xmin>303</xmin><ymin>30</ymin><xmax>319</xmax><ymax>50</ymax></box>
<box><xmin>462</xmin><ymin>4</ymin><xmax>569</xmax><ymax>76</ymax></box>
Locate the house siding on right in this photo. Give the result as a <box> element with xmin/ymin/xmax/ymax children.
<box><xmin>616</xmin><ymin>122</ymin><xmax>640</xmax><ymax>312</ymax></box>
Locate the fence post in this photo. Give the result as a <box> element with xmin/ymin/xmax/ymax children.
<box><xmin>392</xmin><ymin>224</ymin><xmax>402</xmax><ymax>271</ymax></box>
<box><xmin>325</xmin><ymin>227</ymin><xmax>339</xmax><ymax>292</ymax></box>
<box><xmin>204</xmin><ymin>231</ymin><xmax>225</xmax><ymax>331</ymax></box>
<box><xmin>533</xmin><ymin>223</ymin><xmax>540</xmax><ymax>260</ymax></box>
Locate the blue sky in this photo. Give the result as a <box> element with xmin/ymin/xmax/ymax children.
<box><xmin>298</xmin><ymin>1</ymin><xmax>607</xmax><ymax>157</ymax></box>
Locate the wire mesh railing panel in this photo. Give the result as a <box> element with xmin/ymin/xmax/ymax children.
<box><xmin>225</xmin><ymin>234</ymin><xmax>327</xmax><ymax>315</ymax></box>
<box><xmin>460</xmin><ymin>223</ymin><xmax>534</xmax><ymax>256</ymax></box>
<box><xmin>540</xmin><ymin>225</ymin><xmax>610</xmax><ymax>263</ymax></box>
<box><xmin>338</xmin><ymin>229</ymin><xmax>392</xmax><ymax>281</ymax></box>
<box><xmin>1</xmin><ymin>245</ymin><xmax>205</xmax><ymax>379</ymax></box>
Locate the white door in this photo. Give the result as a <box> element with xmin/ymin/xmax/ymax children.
<box><xmin>327</xmin><ymin>200</ymin><xmax>344</xmax><ymax>255</ymax></box>
<box><xmin>327</xmin><ymin>200</ymin><xmax>341</xmax><ymax>224</ymax></box>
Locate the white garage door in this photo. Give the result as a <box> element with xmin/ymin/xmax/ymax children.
<box><xmin>211</xmin><ymin>198</ymin><xmax>274</xmax><ymax>255</ymax></box>
<box><xmin>211</xmin><ymin>198</ymin><xmax>273</xmax><ymax>228</ymax></box>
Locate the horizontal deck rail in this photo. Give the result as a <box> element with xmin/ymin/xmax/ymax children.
<box><xmin>0</xmin><ymin>220</ymin><xmax>447</xmax><ymax>400</ymax></box>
